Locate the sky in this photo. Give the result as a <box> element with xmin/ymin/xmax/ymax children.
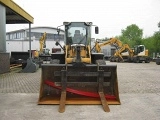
<box><xmin>6</xmin><ymin>0</ymin><xmax>160</xmax><ymax>39</ymax></box>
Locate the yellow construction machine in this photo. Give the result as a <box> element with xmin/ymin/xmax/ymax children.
<box><xmin>39</xmin><ymin>32</ymin><xmax>47</xmax><ymax>54</ymax></box>
<box><xmin>95</xmin><ymin>38</ymin><xmax>123</xmax><ymax>53</ymax></box>
<box><xmin>38</xmin><ymin>22</ymin><xmax>120</xmax><ymax>113</ymax></box>
<box><xmin>39</xmin><ymin>32</ymin><xmax>50</xmax><ymax>56</ymax></box>
<box><xmin>94</xmin><ymin>38</ymin><xmax>150</xmax><ymax>63</ymax></box>
<box><xmin>110</xmin><ymin>44</ymin><xmax>151</xmax><ymax>63</ymax></box>
<box><xmin>34</xmin><ymin>32</ymin><xmax>48</xmax><ymax>58</ymax></box>
<box><xmin>110</xmin><ymin>43</ymin><xmax>134</xmax><ymax>62</ymax></box>
<box><xmin>94</xmin><ymin>37</ymin><xmax>125</xmax><ymax>61</ymax></box>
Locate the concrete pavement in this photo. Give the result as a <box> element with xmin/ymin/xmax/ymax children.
<box><xmin>0</xmin><ymin>62</ymin><xmax>160</xmax><ymax>120</ymax></box>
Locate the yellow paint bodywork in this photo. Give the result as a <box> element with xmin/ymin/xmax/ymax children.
<box><xmin>145</xmin><ymin>49</ymin><xmax>149</xmax><ymax>56</ymax></box>
<box><xmin>65</xmin><ymin>45</ymin><xmax>91</xmax><ymax>64</ymax></box>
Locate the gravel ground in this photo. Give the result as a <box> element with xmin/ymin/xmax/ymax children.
<box><xmin>113</xmin><ymin>61</ymin><xmax>160</xmax><ymax>94</ymax></box>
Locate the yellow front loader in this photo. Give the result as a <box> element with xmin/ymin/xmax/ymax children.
<box><xmin>38</xmin><ymin>22</ymin><xmax>120</xmax><ymax>113</ymax></box>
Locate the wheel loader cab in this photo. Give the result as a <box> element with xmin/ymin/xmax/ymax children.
<box><xmin>64</xmin><ymin>22</ymin><xmax>92</xmax><ymax>45</ymax></box>
<box><xmin>63</xmin><ymin>22</ymin><xmax>94</xmax><ymax>64</ymax></box>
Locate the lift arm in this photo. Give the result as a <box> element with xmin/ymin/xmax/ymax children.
<box><xmin>95</xmin><ymin>38</ymin><xmax>123</xmax><ymax>53</ymax></box>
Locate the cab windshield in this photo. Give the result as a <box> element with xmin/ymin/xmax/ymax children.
<box><xmin>66</xmin><ymin>23</ymin><xmax>90</xmax><ymax>45</ymax></box>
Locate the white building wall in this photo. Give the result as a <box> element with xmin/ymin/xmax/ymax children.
<box><xmin>6</xmin><ymin>39</ymin><xmax>65</xmax><ymax>54</ymax></box>
<box><xmin>6</xmin><ymin>40</ymin><xmax>30</xmax><ymax>53</ymax></box>
<box><xmin>6</xmin><ymin>41</ymin><xmax>23</xmax><ymax>52</ymax></box>
<box><xmin>6</xmin><ymin>27</ymin><xmax>65</xmax><ymax>54</ymax></box>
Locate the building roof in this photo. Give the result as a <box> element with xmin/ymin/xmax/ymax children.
<box><xmin>25</xmin><ymin>26</ymin><xmax>64</xmax><ymax>32</ymax></box>
<box><xmin>6</xmin><ymin>26</ymin><xmax>65</xmax><ymax>33</ymax></box>
<box><xmin>0</xmin><ymin>0</ymin><xmax>34</xmax><ymax>24</ymax></box>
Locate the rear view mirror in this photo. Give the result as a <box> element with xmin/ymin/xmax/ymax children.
<box><xmin>95</xmin><ymin>27</ymin><xmax>99</xmax><ymax>34</ymax></box>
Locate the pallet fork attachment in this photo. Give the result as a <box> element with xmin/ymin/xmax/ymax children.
<box><xmin>59</xmin><ymin>69</ymin><xmax>67</xmax><ymax>113</ymax></box>
<box><xmin>98</xmin><ymin>69</ymin><xmax>110</xmax><ymax>112</ymax></box>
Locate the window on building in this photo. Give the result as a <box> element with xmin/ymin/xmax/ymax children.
<box><xmin>17</xmin><ymin>32</ymin><xmax>21</xmax><ymax>39</ymax></box>
<box><xmin>10</xmin><ymin>34</ymin><xmax>13</xmax><ymax>39</ymax></box>
<box><xmin>21</xmin><ymin>32</ymin><xmax>24</xmax><ymax>38</ymax></box>
<box><xmin>47</xmin><ymin>33</ymin><xmax>54</xmax><ymax>39</ymax></box>
<box><xmin>27</xmin><ymin>32</ymin><xmax>41</xmax><ymax>38</ymax></box>
<box><xmin>6</xmin><ymin>34</ymin><xmax>9</xmax><ymax>40</ymax></box>
<box><xmin>13</xmin><ymin>33</ymin><xmax>16</xmax><ymax>39</ymax></box>
<box><xmin>54</xmin><ymin>34</ymin><xmax>64</xmax><ymax>41</ymax></box>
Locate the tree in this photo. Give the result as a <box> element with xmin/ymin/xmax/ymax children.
<box><xmin>120</xmin><ymin>24</ymin><xmax>143</xmax><ymax>47</ymax></box>
<box><xmin>141</xmin><ymin>31</ymin><xmax>160</xmax><ymax>56</ymax></box>
<box><xmin>153</xmin><ymin>31</ymin><xmax>160</xmax><ymax>53</ymax></box>
<box><xmin>141</xmin><ymin>36</ymin><xmax>155</xmax><ymax>56</ymax></box>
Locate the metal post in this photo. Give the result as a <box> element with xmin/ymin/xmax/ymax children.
<box><xmin>0</xmin><ymin>4</ymin><xmax>6</xmax><ymax>52</ymax></box>
<box><xmin>29</xmin><ymin>23</ymin><xmax>31</xmax><ymax>59</ymax></box>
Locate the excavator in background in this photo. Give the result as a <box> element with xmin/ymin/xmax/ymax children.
<box><xmin>38</xmin><ymin>22</ymin><xmax>120</xmax><ymax>113</ymax></box>
<box><xmin>95</xmin><ymin>38</ymin><xmax>123</xmax><ymax>52</ymax></box>
<box><xmin>132</xmin><ymin>45</ymin><xmax>150</xmax><ymax>63</ymax></box>
<box><xmin>34</xmin><ymin>32</ymin><xmax>50</xmax><ymax>58</ymax></box>
<box><xmin>94</xmin><ymin>38</ymin><xmax>151</xmax><ymax>63</ymax></box>
<box><xmin>94</xmin><ymin>38</ymin><xmax>132</xmax><ymax>62</ymax></box>
<box><xmin>110</xmin><ymin>44</ymin><xmax>151</xmax><ymax>63</ymax></box>
<box><xmin>34</xmin><ymin>32</ymin><xmax>51</xmax><ymax>66</ymax></box>
<box><xmin>111</xmin><ymin>44</ymin><xmax>134</xmax><ymax>62</ymax></box>
<box><xmin>39</xmin><ymin>32</ymin><xmax>50</xmax><ymax>55</ymax></box>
